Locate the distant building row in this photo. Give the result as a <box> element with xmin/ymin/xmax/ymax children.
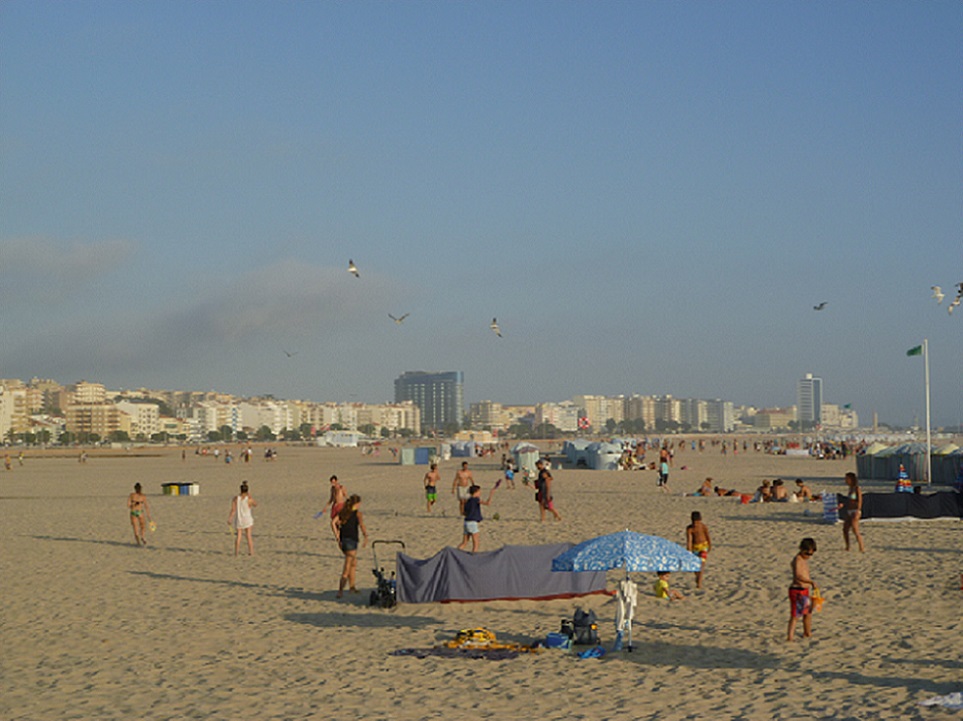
<box><xmin>0</xmin><ymin>379</ymin><xmax>420</xmax><ymax>442</ymax></box>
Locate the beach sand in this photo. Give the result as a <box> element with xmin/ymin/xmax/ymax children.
<box><xmin>2</xmin><ymin>443</ymin><xmax>960</xmax><ymax>720</ymax></box>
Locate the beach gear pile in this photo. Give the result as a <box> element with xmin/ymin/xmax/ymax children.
<box><xmin>390</xmin><ymin>628</ymin><xmax>541</xmax><ymax>661</ymax></box>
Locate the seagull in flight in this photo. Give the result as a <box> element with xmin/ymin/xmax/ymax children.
<box><xmin>931</xmin><ymin>286</ymin><xmax>944</xmax><ymax>304</ymax></box>
<box><xmin>282</xmin><ymin>349</ymin><xmax>298</xmax><ymax>358</ymax></box>
<box><xmin>490</xmin><ymin>318</ymin><xmax>502</xmax><ymax>337</ymax></box>
<box><xmin>347</xmin><ymin>259</ymin><xmax>360</xmax><ymax>277</ymax></box>
<box><xmin>813</xmin><ymin>302</ymin><xmax>828</xmax><ymax>311</ymax></box>
<box><xmin>388</xmin><ymin>313</ymin><xmax>410</xmax><ymax>325</ymax></box>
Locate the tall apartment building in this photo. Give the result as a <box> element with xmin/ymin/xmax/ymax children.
<box><xmin>679</xmin><ymin>398</ymin><xmax>709</xmax><ymax>430</ymax></box>
<box><xmin>705</xmin><ymin>399</ymin><xmax>735</xmax><ymax>433</ymax></box>
<box><xmin>394</xmin><ymin>371</ymin><xmax>463</xmax><ymax>433</ymax></box>
<box><xmin>796</xmin><ymin>373</ymin><xmax>823</xmax><ymax>428</ymax></box>
<box><xmin>654</xmin><ymin>395</ymin><xmax>682</xmax><ymax>425</ymax></box>
<box><xmin>624</xmin><ymin>395</ymin><xmax>656</xmax><ymax>430</ymax></box>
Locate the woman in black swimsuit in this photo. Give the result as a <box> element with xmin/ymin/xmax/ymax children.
<box><xmin>333</xmin><ymin>495</ymin><xmax>368</xmax><ymax>598</ymax></box>
<box><xmin>839</xmin><ymin>472</ymin><xmax>865</xmax><ymax>552</ymax></box>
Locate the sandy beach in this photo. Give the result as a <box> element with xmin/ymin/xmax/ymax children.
<box><xmin>2</xmin><ymin>442</ymin><xmax>960</xmax><ymax>720</ymax></box>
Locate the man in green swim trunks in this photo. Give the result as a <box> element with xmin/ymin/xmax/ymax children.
<box><xmin>423</xmin><ymin>463</ymin><xmax>440</xmax><ymax>513</ymax></box>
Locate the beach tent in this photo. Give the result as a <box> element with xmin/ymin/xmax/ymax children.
<box><xmin>563</xmin><ymin>439</ymin><xmax>592</xmax><ymax>467</ymax></box>
<box><xmin>934</xmin><ymin>448</ymin><xmax>963</xmax><ymax>487</ymax></box>
<box><xmin>319</xmin><ymin>431</ymin><xmax>365</xmax><ymax>447</ymax></box>
<box><xmin>396</xmin><ymin>543</ymin><xmax>608</xmax><ymax>603</ymax></box>
<box><xmin>586</xmin><ymin>442</ymin><xmax>622</xmax><ymax>470</ymax></box>
<box><xmin>450</xmin><ymin>441</ymin><xmax>477</xmax><ymax>458</ymax></box>
<box><xmin>512</xmin><ymin>443</ymin><xmax>540</xmax><ymax>474</ymax></box>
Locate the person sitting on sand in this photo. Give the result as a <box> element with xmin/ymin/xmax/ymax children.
<box><xmin>794</xmin><ymin>479</ymin><xmax>820</xmax><ymax>501</ymax></box>
<box><xmin>654</xmin><ymin>571</ymin><xmax>684</xmax><ymax>601</ymax></box>
<box><xmin>771</xmin><ymin>479</ymin><xmax>789</xmax><ymax>502</ymax></box>
<box><xmin>753</xmin><ymin>479</ymin><xmax>772</xmax><ymax>502</ymax></box>
<box><xmin>692</xmin><ymin>478</ymin><xmax>714</xmax><ymax>496</ymax></box>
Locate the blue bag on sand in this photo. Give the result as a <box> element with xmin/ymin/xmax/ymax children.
<box><xmin>544</xmin><ymin>632</ymin><xmax>572</xmax><ymax>650</ymax></box>
<box><xmin>577</xmin><ymin>646</ymin><xmax>605</xmax><ymax>659</ymax></box>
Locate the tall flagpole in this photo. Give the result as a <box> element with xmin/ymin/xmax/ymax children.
<box><xmin>924</xmin><ymin>338</ymin><xmax>932</xmax><ymax>485</ymax></box>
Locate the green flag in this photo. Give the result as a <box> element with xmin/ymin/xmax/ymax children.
<box><xmin>906</xmin><ymin>345</ymin><xmax>923</xmax><ymax>356</ymax></box>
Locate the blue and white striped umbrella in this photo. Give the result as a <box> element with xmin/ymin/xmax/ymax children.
<box><xmin>551</xmin><ymin>530</ymin><xmax>702</xmax><ymax>573</ymax></box>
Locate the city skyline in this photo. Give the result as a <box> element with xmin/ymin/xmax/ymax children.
<box><xmin>1</xmin><ymin>4</ymin><xmax>960</xmax><ymax>427</ymax></box>
<box><xmin>3</xmin><ymin>371</ymin><xmax>877</xmax><ymax>433</ymax></box>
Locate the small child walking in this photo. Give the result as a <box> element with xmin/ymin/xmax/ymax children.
<box><xmin>686</xmin><ymin>511</ymin><xmax>712</xmax><ymax>589</ymax></box>
<box><xmin>654</xmin><ymin>571</ymin><xmax>685</xmax><ymax>601</ymax></box>
<box><xmin>457</xmin><ymin>485</ymin><xmax>494</xmax><ymax>553</ymax></box>
<box><xmin>787</xmin><ymin>537</ymin><xmax>817</xmax><ymax>641</ymax></box>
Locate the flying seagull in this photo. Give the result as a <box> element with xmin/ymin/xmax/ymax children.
<box><xmin>348</xmin><ymin>259</ymin><xmax>359</xmax><ymax>277</ymax></box>
<box><xmin>813</xmin><ymin>302</ymin><xmax>828</xmax><ymax>311</ymax></box>
<box><xmin>931</xmin><ymin>286</ymin><xmax>944</xmax><ymax>304</ymax></box>
<box><xmin>949</xmin><ymin>297</ymin><xmax>960</xmax><ymax>315</ymax></box>
<box><xmin>490</xmin><ymin>318</ymin><xmax>502</xmax><ymax>337</ymax></box>
<box><xmin>388</xmin><ymin>313</ymin><xmax>410</xmax><ymax>325</ymax></box>
<box><xmin>282</xmin><ymin>349</ymin><xmax>298</xmax><ymax>358</ymax></box>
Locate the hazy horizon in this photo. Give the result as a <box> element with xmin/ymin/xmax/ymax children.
<box><xmin>2</xmin><ymin>3</ymin><xmax>960</xmax><ymax>426</ymax></box>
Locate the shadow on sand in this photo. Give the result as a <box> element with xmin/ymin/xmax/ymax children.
<box><xmin>612</xmin><ymin>639</ymin><xmax>779</xmax><ymax>669</ymax></box>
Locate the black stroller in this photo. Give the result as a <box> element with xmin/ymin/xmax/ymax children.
<box><xmin>369</xmin><ymin>540</ymin><xmax>405</xmax><ymax>608</ymax></box>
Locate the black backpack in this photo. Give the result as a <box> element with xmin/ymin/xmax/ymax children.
<box><xmin>572</xmin><ymin>608</ymin><xmax>599</xmax><ymax>645</ymax></box>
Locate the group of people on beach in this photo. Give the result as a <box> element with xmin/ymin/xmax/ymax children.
<box><xmin>125</xmin><ymin>454</ymin><xmax>867</xmax><ymax>641</ymax></box>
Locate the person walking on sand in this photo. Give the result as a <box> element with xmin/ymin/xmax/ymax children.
<box><xmin>127</xmin><ymin>482</ymin><xmax>153</xmax><ymax>546</ymax></box>
<box><xmin>839</xmin><ymin>472</ymin><xmax>865</xmax><ymax>552</ymax></box>
<box><xmin>535</xmin><ymin>459</ymin><xmax>562</xmax><ymax>522</ymax></box>
<box><xmin>228</xmin><ymin>482</ymin><xmax>257</xmax><ymax>556</ymax></box>
<box><xmin>457</xmin><ymin>484</ymin><xmax>495</xmax><ymax>553</ymax></box>
<box><xmin>319</xmin><ymin>475</ymin><xmax>347</xmax><ymax>538</ymax></box>
<box><xmin>423</xmin><ymin>463</ymin><xmax>440</xmax><ymax>513</ymax></box>
<box><xmin>686</xmin><ymin>511</ymin><xmax>711</xmax><ymax>589</ymax></box>
<box><xmin>452</xmin><ymin>461</ymin><xmax>475</xmax><ymax>515</ymax></box>
<box><xmin>334</xmin><ymin>495</ymin><xmax>368</xmax><ymax>598</ymax></box>
<box><xmin>787</xmin><ymin>537</ymin><xmax>818</xmax><ymax>641</ymax></box>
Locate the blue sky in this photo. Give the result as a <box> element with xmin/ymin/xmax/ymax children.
<box><xmin>1</xmin><ymin>2</ymin><xmax>960</xmax><ymax>427</ymax></box>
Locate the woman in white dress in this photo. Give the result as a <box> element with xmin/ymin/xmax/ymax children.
<box><xmin>228</xmin><ymin>482</ymin><xmax>257</xmax><ymax>556</ymax></box>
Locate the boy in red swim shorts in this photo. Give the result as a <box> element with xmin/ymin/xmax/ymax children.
<box><xmin>787</xmin><ymin>537</ymin><xmax>817</xmax><ymax>642</ymax></box>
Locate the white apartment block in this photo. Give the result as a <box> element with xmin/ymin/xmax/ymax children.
<box><xmin>535</xmin><ymin>401</ymin><xmax>580</xmax><ymax>432</ymax></box>
<box><xmin>572</xmin><ymin>395</ymin><xmax>624</xmax><ymax>429</ymax></box>
<box><xmin>654</xmin><ymin>395</ymin><xmax>682</xmax><ymax>424</ymax></box>
<box><xmin>705</xmin><ymin>399</ymin><xmax>735</xmax><ymax>433</ymax></box>
<box><xmin>73</xmin><ymin>381</ymin><xmax>107</xmax><ymax>405</ymax></box>
<box><xmin>194</xmin><ymin>401</ymin><xmax>239</xmax><ymax>436</ymax></box>
<box><xmin>356</xmin><ymin>402</ymin><xmax>421</xmax><ymax>435</ymax></box>
<box><xmin>115</xmin><ymin>401</ymin><xmax>161</xmax><ymax>439</ymax></box>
